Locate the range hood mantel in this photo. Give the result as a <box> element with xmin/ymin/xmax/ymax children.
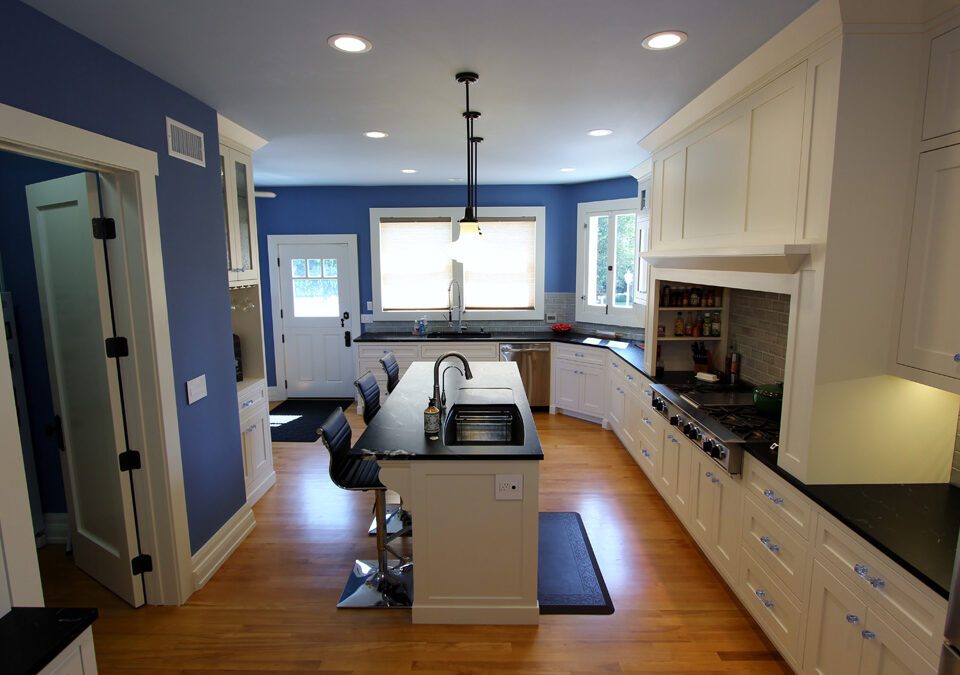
<box><xmin>642</xmin><ymin>244</ymin><xmax>811</xmax><ymax>274</ymax></box>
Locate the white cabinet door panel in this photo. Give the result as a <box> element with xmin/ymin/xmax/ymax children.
<box><xmin>805</xmin><ymin>560</ymin><xmax>867</xmax><ymax>675</ymax></box>
<box><xmin>922</xmin><ymin>26</ymin><xmax>960</xmax><ymax>140</ymax></box>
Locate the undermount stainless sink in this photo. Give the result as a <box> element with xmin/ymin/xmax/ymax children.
<box><xmin>442</xmin><ymin>388</ymin><xmax>524</xmax><ymax>445</ymax></box>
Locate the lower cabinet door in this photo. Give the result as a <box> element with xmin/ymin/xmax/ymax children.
<box><xmin>554</xmin><ymin>360</ymin><xmax>580</xmax><ymax>410</ymax></box>
<box><xmin>858</xmin><ymin>606</ymin><xmax>938</xmax><ymax>675</ymax></box>
<box><xmin>241</xmin><ymin>407</ymin><xmax>272</xmax><ymax>499</ymax></box>
<box><xmin>688</xmin><ymin>452</ymin><xmax>716</xmax><ymax>545</ymax></box>
<box><xmin>580</xmin><ymin>364</ymin><xmax>606</xmax><ymax>417</ymax></box>
<box><xmin>711</xmin><ymin>469</ymin><xmax>741</xmax><ymax>582</ymax></box>
<box><xmin>805</xmin><ymin>559</ymin><xmax>868</xmax><ymax>675</ymax></box>
<box><xmin>636</xmin><ymin>433</ymin><xmax>659</xmax><ymax>479</ymax></box>
<box><xmin>607</xmin><ymin>376</ymin><xmax>625</xmax><ymax>431</ymax></box>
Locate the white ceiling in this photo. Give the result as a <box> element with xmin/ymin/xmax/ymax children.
<box><xmin>24</xmin><ymin>0</ymin><xmax>816</xmax><ymax>186</ymax></box>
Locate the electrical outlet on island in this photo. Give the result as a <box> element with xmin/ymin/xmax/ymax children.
<box><xmin>495</xmin><ymin>474</ymin><xmax>523</xmax><ymax>500</ymax></box>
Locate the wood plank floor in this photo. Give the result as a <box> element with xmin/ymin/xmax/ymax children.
<box><xmin>38</xmin><ymin>409</ymin><xmax>788</xmax><ymax>674</ymax></box>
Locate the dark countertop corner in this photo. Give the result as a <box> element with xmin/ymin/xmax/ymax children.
<box><xmin>1</xmin><ymin>606</ymin><xmax>98</xmax><ymax>675</ymax></box>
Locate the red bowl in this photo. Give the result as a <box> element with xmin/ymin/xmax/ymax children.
<box><xmin>551</xmin><ymin>323</ymin><xmax>572</xmax><ymax>334</ymax></box>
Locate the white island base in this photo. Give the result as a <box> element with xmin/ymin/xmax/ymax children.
<box><xmin>378</xmin><ymin>459</ymin><xmax>541</xmax><ymax>625</ymax></box>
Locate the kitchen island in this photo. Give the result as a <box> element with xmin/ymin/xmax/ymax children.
<box><xmin>350</xmin><ymin>359</ymin><xmax>544</xmax><ymax>624</ymax></box>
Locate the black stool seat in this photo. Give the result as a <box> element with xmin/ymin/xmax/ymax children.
<box><xmin>379</xmin><ymin>351</ymin><xmax>400</xmax><ymax>394</ymax></box>
<box><xmin>354</xmin><ymin>371</ymin><xmax>381</xmax><ymax>424</ymax></box>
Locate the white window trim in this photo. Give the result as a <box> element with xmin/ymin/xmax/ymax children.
<box><xmin>370</xmin><ymin>206</ymin><xmax>546</xmax><ymax>321</ymax></box>
<box><xmin>575</xmin><ymin>197</ymin><xmax>647</xmax><ymax>328</ymax></box>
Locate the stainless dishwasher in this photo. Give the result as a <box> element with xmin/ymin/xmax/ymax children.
<box><xmin>499</xmin><ymin>343</ymin><xmax>551</xmax><ymax>407</ymax></box>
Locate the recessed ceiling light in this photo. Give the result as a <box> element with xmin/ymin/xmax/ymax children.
<box><xmin>328</xmin><ymin>34</ymin><xmax>372</xmax><ymax>53</ymax></box>
<box><xmin>560</xmin><ymin>167</ymin><xmax>576</xmax><ymax>173</ymax></box>
<box><xmin>363</xmin><ymin>130</ymin><xmax>388</xmax><ymax>139</ymax></box>
<box><xmin>587</xmin><ymin>129</ymin><xmax>613</xmax><ymax>137</ymax></box>
<box><xmin>401</xmin><ymin>169</ymin><xmax>417</xmax><ymax>174</ymax></box>
<box><xmin>642</xmin><ymin>31</ymin><xmax>687</xmax><ymax>50</ymax></box>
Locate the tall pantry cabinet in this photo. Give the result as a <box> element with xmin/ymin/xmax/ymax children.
<box><xmin>219</xmin><ymin>121</ymin><xmax>275</xmax><ymax>506</ymax></box>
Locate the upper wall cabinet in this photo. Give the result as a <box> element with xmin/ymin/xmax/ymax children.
<box><xmin>922</xmin><ymin>25</ymin><xmax>960</xmax><ymax>141</ymax></box>
<box><xmin>221</xmin><ymin>142</ymin><xmax>260</xmax><ymax>286</ymax></box>
<box><xmin>896</xmin><ymin>143</ymin><xmax>960</xmax><ymax>385</ymax></box>
<box><xmin>649</xmin><ymin>41</ymin><xmax>841</xmax><ymax>251</ymax></box>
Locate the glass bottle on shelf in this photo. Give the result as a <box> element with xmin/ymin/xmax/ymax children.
<box><xmin>674</xmin><ymin>312</ymin><xmax>684</xmax><ymax>336</ymax></box>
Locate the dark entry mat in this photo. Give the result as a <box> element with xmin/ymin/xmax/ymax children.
<box><xmin>538</xmin><ymin>512</ymin><xmax>614</xmax><ymax>615</ymax></box>
<box><xmin>268</xmin><ymin>398</ymin><xmax>354</xmax><ymax>443</ymax></box>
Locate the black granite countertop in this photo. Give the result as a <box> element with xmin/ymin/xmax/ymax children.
<box><xmin>355</xmin><ymin>330</ymin><xmax>648</xmax><ymax>379</ymax></box>
<box><xmin>350</xmin><ymin>361</ymin><xmax>543</xmax><ymax>461</ymax></box>
<box><xmin>2</xmin><ymin>607</ymin><xmax>98</xmax><ymax>675</ymax></box>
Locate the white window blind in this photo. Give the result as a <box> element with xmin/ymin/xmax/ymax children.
<box><xmin>463</xmin><ymin>218</ymin><xmax>536</xmax><ymax>309</ymax></box>
<box><xmin>379</xmin><ymin>218</ymin><xmax>452</xmax><ymax>310</ymax></box>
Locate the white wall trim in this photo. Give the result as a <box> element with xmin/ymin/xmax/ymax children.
<box><xmin>0</xmin><ymin>101</ymin><xmax>192</xmax><ymax>605</ymax></box>
<box><xmin>43</xmin><ymin>513</ymin><xmax>70</xmax><ymax>545</ymax></box>
<box><xmin>267</xmin><ymin>234</ymin><xmax>361</xmax><ymax>399</ymax></box>
<box><xmin>190</xmin><ymin>505</ymin><xmax>255</xmax><ymax>591</ymax></box>
<box><xmin>217</xmin><ymin>113</ymin><xmax>268</xmax><ymax>152</ymax></box>
<box><xmin>369</xmin><ymin>206</ymin><xmax>547</xmax><ymax>322</ymax></box>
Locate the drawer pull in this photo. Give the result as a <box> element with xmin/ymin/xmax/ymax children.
<box><xmin>641</xmin><ymin>449</ymin><xmax>650</xmax><ymax>457</ymax></box>
<box><xmin>244</xmin><ymin>424</ymin><xmax>258</xmax><ymax>434</ymax></box>
<box><xmin>611</xmin><ymin>362</ymin><xmax>618</xmax><ymax>368</ymax></box>
<box><xmin>861</xmin><ymin>630</ymin><xmax>876</xmax><ymax>640</ymax></box>
<box><xmin>712</xmin><ymin>477</ymin><xmax>720</xmax><ymax>484</ymax></box>
<box><xmin>854</xmin><ymin>564</ymin><xmax>885</xmax><ymax>589</ymax></box>
<box><xmin>626</xmin><ymin>374</ymin><xmax>634</xmax><ymax>381</ymax></box>
<box><xmin>644</xmin><ymin>390</ymin><xmax>652</xmax><ymax>397</ymax></box>
<box><xmin>667</xmin><ymin>435</ymin><xmax>679</xmax><ymax>444</ymax></box>
<box><xmin>241</xmin><ymin>399</ymin><xmax>255</xmax><ymax>408</ymax></box>
<box><xmin>763</xmin><ymin>488</ymin><xmax>784</xmax><ymax>505</ymax></box>
<box><xmin>759</xmin><ymin>536</ymin><xmax>781</xmax><ymax>553</ymax></box>
<box><xmin>846</xmin><ymin>614</ymin><xmax>860</xmax><ymax>624</ymax></box>
<box><xmin>705</xmin><ymin>471</ymin><xmax>713</xmax><ymax>477</ymax></box>
<box><xmin>755</xmin><ymin>589</ymin><xmax>775</xmax><ymax>609</ymax></box>
<box><xmin>642</xmin><ymin>417</ymin><xmax>651</xmax><ymax>425</ymax></box>
<box><xmin>954</xmin><ymin>353</ymin><xmax>960</xmax><ymax>362</ymax></box>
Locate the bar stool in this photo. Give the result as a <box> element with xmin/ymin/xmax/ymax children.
<box><xmin>318</xmin><ymin>407</ymin><xmax>413</xmax><ymax>608</ymax></box>
<box><xmin>353</xmin><ymin>371</ymin><xmax>381</xmax><ymax>424</ymax></box>
<box><xmin>354</xmin><ymin>370</ymin><xmax>411</xmax><ymax>537</ymax></box>
<box><xmin>379</xmin><ymin>351</ymin><xmax>400</xmax><ymax>394</ymax></box>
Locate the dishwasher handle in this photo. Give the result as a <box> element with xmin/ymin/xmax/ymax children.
<box><xmin>500</xmin><ymin>345</ymin><xmax>551</xmax><ymax>354</ymax></box>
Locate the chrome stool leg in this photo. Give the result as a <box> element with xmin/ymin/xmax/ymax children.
<box><xmin>337</xmin><ymin>490</ymin><xmax>413</xmax><ymax>608</ymax></box>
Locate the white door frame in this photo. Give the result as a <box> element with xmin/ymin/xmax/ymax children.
<box><xmin>267</xmin><ymin>234</ymin><xmax>361</xmax><ymax>400</ymax></box>
<box><xmin>0</xmin><ymin>102</ymin><xmax>193</xmax><ymax>605</ymax></box>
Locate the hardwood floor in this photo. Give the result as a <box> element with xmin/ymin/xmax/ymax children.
<box><xmin>38</xmin><ymin>409</ymin><xmax>788</xmax><ymax>674</ymax></box>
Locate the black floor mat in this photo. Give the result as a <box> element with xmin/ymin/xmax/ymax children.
<box><xmin>538</xmin><ymin>512</ymin><xmax>614</xmax><ymax>615</ymax></box>
<box><xmin>268</xmin><ymin>398</ymin><xmax>354</xmax><ymax>443</ymax></box>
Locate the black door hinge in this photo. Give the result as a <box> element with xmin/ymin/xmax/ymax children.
<box><xmin>105</xmin><ymin>336</ymin><xmax>129</xmax><ymax>358</ymax></box>
<box><xmin>280</xmin><ymin>309</ymin><xmax>283</xmax><ymax>319</ymax></box>
<box><xmin>281</xmin><ymin>334</ymin><xmax>285</xmax><ymax>343</ymax></box>
<box><xmin>277</xmin><ymin>257</ymin><xmax>280</xmax><ymax>267</ymax></box>
<box><xmin>92</xmin><ymin>217</ymin><xmax>117</xmax><ymax>240</ymax></box>
<box><xmin>118</xmin><ymin>449</ymin><xmax>141</xmax><ymax>472</ymax></box>
<box><xmin>48</xmin><ymin>415</ymin><xmax>65</xmax><ymax>452</ymax></box>
<box><xmin>131</xmin><ymin>554</ymin><xmax>153</xmax><ymax>575</ymax></box>
<box><xmin>284</xmin><ymin>379</ymin><xmax>288</xmax><ymax>388</ymax></box>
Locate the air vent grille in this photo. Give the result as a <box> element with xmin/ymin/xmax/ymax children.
<box><xmin>166</xmin><ymin>117</ymin><xmax>205</xmax><ymax>167</ymax></box>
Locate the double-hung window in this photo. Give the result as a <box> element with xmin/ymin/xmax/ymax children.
<box><xmin>575</xmin><ymin>197</ymin><xmax>648</xmax><ymax>327</ymax></box>
<box><xmin>370</xmin><ymin>206</ymin><xmax>545</xmax><ymax>320</ymax></box>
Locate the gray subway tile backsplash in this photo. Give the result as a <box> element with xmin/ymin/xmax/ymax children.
<box><xmin>728</xmin><ymin>289</ymin><xmax>788</xmax><ymax>386</ymax></box>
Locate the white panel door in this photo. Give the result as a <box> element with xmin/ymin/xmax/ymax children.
<box><xmin>279</xmin><ymin>242</ymin><xmax>358</xmax><ymax>397</ymax></box>
<box><xmin>26</xmin><ymin>172</ymin><xmax>144</xmax><ymax>607</ymax></box>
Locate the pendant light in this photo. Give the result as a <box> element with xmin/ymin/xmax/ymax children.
<box><xmin>450</xmin><ymin>71</ymin><xmax>484</xmax><ymax>262</ymax></box>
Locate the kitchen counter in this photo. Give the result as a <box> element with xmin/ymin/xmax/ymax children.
<box><xmin>355</xmin><ymin>330</ymin><xmax>647</xmax><ymax>378</ymax></box>
<box><xmin>2</xmin><ymin>607</ymin><xmax>98</xmax><ymax>674</ymax></box>
<box><xmin>350</xmin><ymin>361</ymin><xmax>543</xmax><ymax>461</ymax></box>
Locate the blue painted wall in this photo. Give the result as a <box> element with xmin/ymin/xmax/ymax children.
<box><xmin>0</xmin><ymin>0</ymin><xmax>245</xmax><ymax>553</ymax></box>
<box><xmin>0</xmin><ymin>152</ymin><xmax>84</xmax><ymax>513</ymax></box>
<box><xmin>254</xmin><ymin>177</ymin><xmax>637</xmax><ymax>386</ymax></box>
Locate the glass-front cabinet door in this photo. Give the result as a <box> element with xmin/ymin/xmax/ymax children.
<box><xmin>221</xmin><ymin>142</ymin><xmax>260</xmax><ymax>285</ymax></box>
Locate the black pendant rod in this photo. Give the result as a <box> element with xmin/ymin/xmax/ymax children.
<box><xmin>456</xmin><ymin>72</ymin><xmax>480</xmax><ymax>222</ymax></box>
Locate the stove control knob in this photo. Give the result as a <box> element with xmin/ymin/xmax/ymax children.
<box><xmin>683</xmin><ymin>422</ymin><xmax>695</xmax><ymax>436</ymax></box>
<box><xmin>653</xmin><ymin>398</ymin><xmax>664</xmax><ymax>412</ymax></box>
<box><xmin>669</xmin><ymin>415</ymin><xmax>680</xmax><ymax>427</ymax></box>
<box><xmin>717</xmin><ymin>445</ymin><xmax>727</xmax><ymax>460</ymax></box>
<box><xmin>703</xmin><ymin>439</ymin><xmax>716</xmax><ymax>456</ymax></box>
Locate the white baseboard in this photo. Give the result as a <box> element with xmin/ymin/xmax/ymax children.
<box><xmin>43</xmin><ymin>513</ymin><xmax>70</xmax><ymax>545</ymax></box>
<box><xmin>190</xmin><ymin>505</ymin><xmax>256</xmax><ymax>591</ymax></box>
<box><xmin>245</xmin><ymin>471</ymin><xmax>276</xmax><ymax>508</ymax></box>
<box><xmin>556</xmin><ymin>408</ymin><xmax>603</xmax><ymax>425</ymax></box>
<box><xmin>267</xmin><ymin>386</ymin><xmax>284</xmax><ymax>402</ymax></box>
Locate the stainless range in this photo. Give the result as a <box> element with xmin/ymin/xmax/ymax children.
<box><xmin>649</xmin><ymin>381</ymin><xmax>781</xmax><ymax>476</ymax></box>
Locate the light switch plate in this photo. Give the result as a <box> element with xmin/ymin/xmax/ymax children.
<box><xmin>186</xmin><ymin>374</ymin><xmax>207</xmax><ymax>404</ymax></box>
<box><xmin>361</xmin><ymin>314</ymin><xmax>373</xmax><ymax>323</ymax></box>
<box><xmin>495</xmin><ymin>474</ymin><xmax>523</xmax><ymax>500</ymax></box>
<box><xmin>545</xmin><ymin>313</ymin><xmax>558</xmax><ymax>322</ymax></box>
<box><xmin>366</xmin><ymin>301</ymin><xmax>373</xmax><ymax>310</ymax></box>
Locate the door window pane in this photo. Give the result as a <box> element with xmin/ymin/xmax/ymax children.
<box><xmin>307</xmin><ymin>258</ymin><xmax>323</xmax><ymax>277</ymax></box>
<box><xmin>587</xmin><ymin>215</ymin><xmax>608</xmax><ymax>307</ymax></box>
<box><xmin>291</xmin><ymin>259</ymin><xmax>307</xmax><ymax>278</ymax></box>
<box><xmin>293</xmin><ymin>279</ymin><xmax>339</xmax><ymax>317</ymax></box>
<box><xmin>323</xmin><ymin>258</ymin><xmax>338</xmax><ymax>278</ymax></box>
<box><xmin>613</xmin><ymin>213</ymin><xmax>636</xmax><ymax>308</ymax></box>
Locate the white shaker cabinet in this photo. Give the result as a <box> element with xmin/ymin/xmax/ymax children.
<box><xmin>220</xmin><ymin>142</ymin><xmax>260</xmax><ymax>286</ymax></box>
<box><xmin>688</xmin><ymin>452</ymin><xmax>742</xmax><ymax>583</ymax></box>
<box><xmin>896</xmin><ymin>143</ymin><xmax>960</xmax><ymax>386</ymax></box>
<box><xmin>922</xmin><ymin>26</ymin><xmax>960</xmax><ymax>141</ymax></box>
<box><xmin>552</xmin><ymin>345</ymin><xmax>606</xmax><ymax>419</ymax></box>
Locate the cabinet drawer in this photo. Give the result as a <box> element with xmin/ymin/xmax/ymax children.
<box><xmin>742</xmin><ymin>494</ymin><xmax>810</xmax><ymax>602</ymax></box>
<box><xmin>635</xmin><ymin>407</ymin><xmax>666</xmax><ymax>450</ymax></box>
<box><xmin>635</xmin><ymin>434</ymin><xmax>658</xmax><ymax>478</ymax></box>
<box><xmin>554</xmin><ymin>343</ymin><xmax>604</xmax><ymax>365</ymax></box>
<box><xmin>742</xmin><ymin>455</ymin><xmax>812</xmax><ymax>539</ymax></box>
<box><xmin>238</xmin><ymin>380</ymin><xmax>267</xmax><ymax>411</ymax></box>
<box><xmin>638</xmin><ymin>376</ymin><xmax>656</xmax><ymax>410</ymax></box>
<box><xmin>815</xmin><ymin>514</ymin><xmax>947</xmax><ymax>656</ymax></box>
<box><xmin>419</xmin><ymin>342</ymin><xmax>499</xmax><ymax>360</ymax></box>
<box><xmin>738</xmin><ymin>548</ymin><xmax>805</xmax><ymax>664</ymax></box>
<box><xmin>357</xmin><ymin>343</ymin><xmax>419</xmax><ymax>362</ymax></box>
